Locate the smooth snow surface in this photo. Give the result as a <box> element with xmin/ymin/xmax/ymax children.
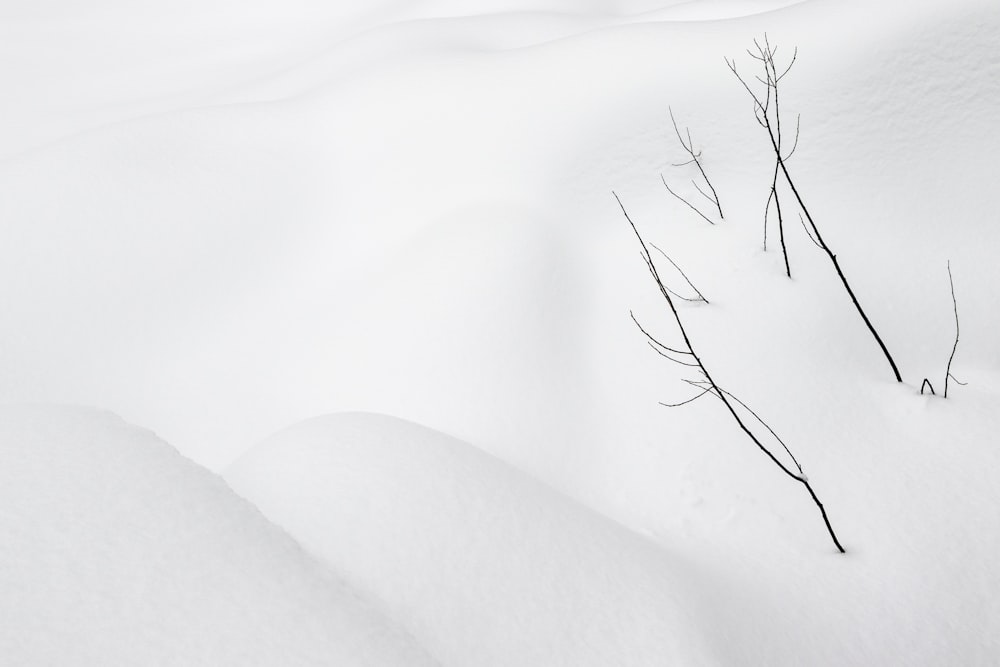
<box><xmin>227</xmin><ymin>412</ymin><xmax>720</xmax><ymax>666</ymax></box>
<box><xmin>0</xmin><ymin>406</ymin><xmax>435</xmax><ymax>666</ymax></box>
<box><xmin>4</xmin><ymin>0</ymin><xmax>1000</xmax><ymax>663</ymax></box>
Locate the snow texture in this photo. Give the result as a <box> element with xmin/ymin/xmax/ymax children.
<box><xmin>0</xmin><ymin>406</ymin><xmax>436</xmax><ymax>666</ymax></box>
<box><xmin>3</xmin><ymin>0</ymin><xmax>1000</xmax><ymax>663</ymax></box>
<box><xmin>227</xmin><ymin>412</ymin><xmax>721</xmax><ymax>666</ymax></box>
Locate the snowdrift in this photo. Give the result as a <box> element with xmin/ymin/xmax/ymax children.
<box><xmin>226</xmin><ymin>412</ymin><xmax>722</xmax><ymax>666</ymax></box>
<box><xmin>4</xmin><ymin>0</ymin><xmax>1000</xmax><ymax>664</ymax></box>
<box><xmin>0</xmin><ymin>405</ymin><xmax>435</xmax><ymax>666</ymax></box>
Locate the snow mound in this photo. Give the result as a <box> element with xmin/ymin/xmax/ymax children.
<box><xmin>226</xmin><ymin>412</ymin><xmax>722</xmax><ymax>666</ymax></box>
<box><xmin>0</xmin><ymin>405</ymin><xmax>435</xmax><ymax>666</ymax></box>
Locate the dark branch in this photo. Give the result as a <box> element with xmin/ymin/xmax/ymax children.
<box><xmin>615</xmin><ymin>190</ymin><xmax>845</xmax><ymax>553</ymax></box>
<box><xmin>714</xmin><ymin>385</ymin><xmax>804</xmax><ymax>476</ymax></box>
<box><xmin>731</xmin><ymin>39</ymin><xmax>903</xmax><ymax>383</ymax></box>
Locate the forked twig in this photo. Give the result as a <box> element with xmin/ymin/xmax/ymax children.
<box><xmin>729</xmin><ymin>37</ymin><xmax>903</xmax><ymax>383</ymax></box>
<box><xmin>614</xmin><ymin>190</ymin><xmax>845</xmax><ymax>553</ymax></box>
<box><xmin>648</xmin><ymin>242</ymin><xmax>709</xmax><ymax>304</ymax></box>
<box><xmin>668</xmin><ymin>106</ymin><xmax>724</xmax><ymax>221</ymax></box>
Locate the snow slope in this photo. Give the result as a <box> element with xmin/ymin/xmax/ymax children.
<box><xmin>3</xmin><ymin>0</ymin><xmax>1000</xmax><ymax>664</ymax></box>
<box><xmin>2</xmin><ymin>0</ymin><xmax>998</xmax><ymax>475</ymax></box>
<box><xmin>0</xmin><ymin>405</ymin><xmax>435</xmax><ymax>666</ymax></box>
<box><xmin>226</xmin><ymin>412</ymin><xmax>721</xmax><ymax>667</ymax></box>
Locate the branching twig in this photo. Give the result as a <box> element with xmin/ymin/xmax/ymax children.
<box><xmin>711</xmin><ymin>383</ymin><xmax>804</xmax><ymax>475</ymax></box>
<box><xmin>668</xmin><ymin>107</ymin><xmax>724</xmax><ymax>220</ymax></box>
<box><xmin>662</xmin><ymin>174</ymin><xmax>716</xmax><ymax>226</ymax></box>
<box><xmin>649</xmin><ymin>242</ymin><xmax>709</xmax><ymax>304</ymax></box>
<box><xmin>728</xmin><ymin>37</ymin><xmax>903</xmax><ymax>383</ymax></box>
<box><xmin>614</xmin><ymin>190</ymin><xmax>845</xmax><ymax>553</ymax></box>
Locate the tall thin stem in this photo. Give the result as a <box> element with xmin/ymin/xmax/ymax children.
<box><xmin>615</xmin><ymin>191</ymin><xmax>846</xmax><ymax>553</ymax></box>
<box><xmin>728</xmin><ymin>42</ymin><xmax>903</xmax><ymax>383</ymax></box>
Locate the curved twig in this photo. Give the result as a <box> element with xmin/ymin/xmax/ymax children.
<box><xmin>614</xmin><ymin>190</ymin><xmax>846</xmax><ymax>553</ymax></box>
<box><xmin>649</xmin><ymin>242</ymin><xmax>709</xmax><ymax>304</ymax></box>
<box><xmin>729</xmin><ymin>40</ymin><xmax>903</xmax><ymax>383</ymax></box>
<box><xmin>662</xmin><ymin>174</ymin><xmax>716</xmax><ymax>226</ymax></box>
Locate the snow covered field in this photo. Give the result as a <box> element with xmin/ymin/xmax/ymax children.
<box><xmin>3</xmin><ymin>0</ymin><xmax>999</xmax><ymax>663</ymax></box>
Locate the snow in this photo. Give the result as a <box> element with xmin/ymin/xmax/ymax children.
<box><xmin>3</xmin><ymin>0</ymin><xmax>1000</xmax><ymax>663</ymax></box>
<box><xmin>0</xmin><ymin>405</ymin><xmax>436</xmax><ymax>666</ymax></box>
<box><xmin>227</xmin><ymin>412</ymin><xmax>720</xmax><ymax>666</ymax></box>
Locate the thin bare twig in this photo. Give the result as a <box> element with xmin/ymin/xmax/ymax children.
<box><xmin>629</xmin><ymin>310</ymin><xmax>691</xmax><ymax>356</ymax></box>
<box><xmin>771</xmin><ymin>170</ymin><xmax>791</xmax><ymax>278</ymax></box>
<box><xmin>798</xmin><ymin>212</ymin><xmax>824</xmax><ymax>249</ymax></box>
<box><xmin>647</xmin><ymin>341</ymin><xmax>702</xmax><ymax>367</ymax></box>
<box><xmin>668</xmin><ymin>107</ymin><xmax>724</xmax><ymax>220</ymax></box>
<box><xmin>649</xmin><ymin>241</ymin><xmax>709</xmax><ymax>304</ymax></box>
<box><xmin>715</xmin><ymin>383</ymin><xmax>804</xmax><ymax>475</ymax></box>
<box><xmin>729</xmin><ymin>38</ymin><xmax>903</xmax><ymax>383</ymax></box>
<box><xmin>660</xmin><ymin>387</ymin><xmax>714</xmax><ymax>408</ymax></box>
<box><xmin>614</xmin><ymin>190</ymin><xmax>845</xmax><ymax>553</ymax></box>
<box><xmin>784</xmin><ymin>114</ymin><xmax>802</xmax><ymax>161</ymax></box>
<box><xmin>692</xmin><ymin>180</ymin><xmax>718</xmax><ymax>207</ymax></box>
<box><xmin>662</xmin><ymin>175</ymin><xmax>716</xmax><ymax>225</ymax></box>
<box><xmin>944</xmin><ymin>261</ymin><xmax>961</xmax><ymax>398</ymax></box>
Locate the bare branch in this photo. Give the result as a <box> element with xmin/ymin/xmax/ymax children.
<box><xmin>718</xmin><ymin>386</ymin><xmax>804</xmax><ymax>474</ymax></box>
<box><xmin>668</xmin><ymin>106</ymin><xmax>693</xmax><ymax>153</ymax></box>
<box><xmin>776</xmin><ymin>46</ymin><xmax>799</xmax><ymax>81</ymax></box>
<box><xmin>944</xmin><ymin>261</ymin><xmax>961</xmax><ymax>398</ymax></box>
<box><xmin>667</xmin><ymin>108</ymin><xmax>725</xmax><ymax>220</ymax></box>
<box><xmin>660</xmin><ymin>387</ymin><xmax>715</xmax><ymax>408</ymax></box>
<box><xmin>615</xmin><ymin>191</ymin><xmax>846</xmax><ymax>553</ymax></box>
<box><xmin>649</xmin><ymin>241</ymin><xmax>710</xmax><ymax>304</ymax></box>
<box><xmin>692</xmin><ymin>179</ymin><xmax>717</xmax><ymax>206</ymax></box>
<box><xmin>647</xmin><ymin>341</ymin><xmax>702</xmax><ymax>367</ymax></box>
<box><xmin>783</xmin><ymin>114</ymin><xmax>802</xmax><ymax>161</ymax></box>
<box><xmin>726</xmin><ymin>58</ymin><xmax>766</xmax><ymax>115</ymax></box>
<box><xmin>772</xmin><ymin>186</ymin><xmax>791</xmax><ymax>278</ymax></box>
<box><xmin>629</xmin><ymin>310</ymin><xmax>692</xmax><ymax>356</ymax></box>
<box><xmin>731</xmin><ymin>37</ymin><xmax>903</xmax><ymax>382</ymax></box>
<box><xmin>639</xmin><ymin>251</ymin><xmax>704</xmax><ymax>303</ymax></box>
<box><xmin>665</xmin><ymin>284</ymin><xmax>706</xmax><ymax>303</ymax></box>
<box><xmin>798</xmin><ymin>212</ymin><xmax>824</xmax><ymax>249</ymax></box>
<box><xmin>662</xmin><ymin>174</ymin><xmax>716</xmax><ymax>225</ymax></box>
<box><xmin>763</xmin><ymin>187</ymin><xmax>774</xmax><ymax>250</ymax></box>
